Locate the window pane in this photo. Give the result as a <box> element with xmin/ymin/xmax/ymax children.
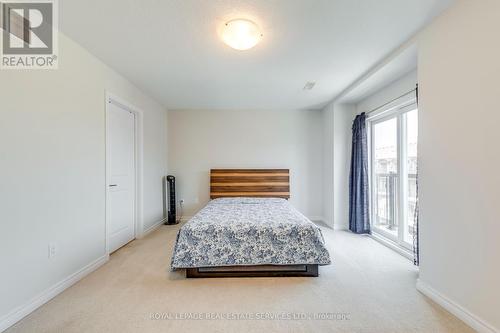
<box><xmin>373</xmin><ymin>117</ymin><xmax>398</xmax><ymax>237</ymax></box>
<box><xmin>404</xmin><ymin>109</ymin><xmax>418</xmax><ymax>244</ymax></box>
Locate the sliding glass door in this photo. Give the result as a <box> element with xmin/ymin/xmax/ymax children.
<box><xmin>372</xmin><ymin>116</ymin><xmax>399</xmax><ymax>238</ymax></box>
<box><xmin>369</xmin><ymin>103</ymin><xmax>418</xmax><ymax>250</ymax></box>
<box><xmin>403</xmin><ymin>109</ymin><xmax>418</xmax><ymax>245</ymax></box>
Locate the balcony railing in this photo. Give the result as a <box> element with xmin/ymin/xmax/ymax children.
<box><xmin>375</xmin><ymin>172</ymin><xmax>397</xmax><ymax>230</ymax></box>
<box><xmin>374</xmin><ymin>172</ymin><xmax>417</xmax><ymax>234</ymax></box>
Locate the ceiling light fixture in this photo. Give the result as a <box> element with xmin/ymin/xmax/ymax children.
<box><xmin>221</xmin><ymin>19</ymin><xmax>262</xmax><ymax>51</ymax></box>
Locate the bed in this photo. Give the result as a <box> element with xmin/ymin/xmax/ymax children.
<box><xmin>170</xmin><ymin>169</ymin><xmax>331</xmax><ymax>278</ymax></box>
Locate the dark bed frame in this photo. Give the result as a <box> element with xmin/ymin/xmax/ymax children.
<box><xmin>185</xmin><ymin>169</ymin><xmax>321</xmax><ymax>278</ymax></box>
<box><xmin>186</xmin><ymin>264</ymin><xmax>319</xmax><ymax>278</ymax></box>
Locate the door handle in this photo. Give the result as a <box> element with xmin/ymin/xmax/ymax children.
<box><xmin>109</xmin><ymin>184</ymin><xmax>118</xmax><ymax>187</ymax></box>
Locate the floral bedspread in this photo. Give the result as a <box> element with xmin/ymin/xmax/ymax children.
<box><xmin>171</xmin><ymin>197</ymin><xmax>331</xmax><ymax>269</ymax></box>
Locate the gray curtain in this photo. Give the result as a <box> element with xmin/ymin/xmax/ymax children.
<box><xmin>349</xmin><ymin>112</ymin><xmax>370</xmax><ymax>234</ymax></box>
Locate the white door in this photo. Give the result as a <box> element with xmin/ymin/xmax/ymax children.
<box><xmin>107</xmin><ymin>99</ymin><xmax>136</xmax><ymax>253</ymax></box>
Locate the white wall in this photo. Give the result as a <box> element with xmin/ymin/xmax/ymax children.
<box><xmin>333</xmin><ymin>104</ymin><xmax>355</xmax><ymax>230</ymax></box>
<box><xmin>167</xmin><ymin>109</ymin><xmax>323</xmax><ymax>220</ymax></box>
<box><xmin>0</xmin><ymin>33</ymin><xmax>168</xmax><ymax>328</ymax></box>
<box><xmin>322</xmin><ymin>104</ymin><xmax>335</xmax><ymax>227</ymax></box>
<box><xmin>356</xmin><ymin>70</ymin><xmax>417</xmax><ymax>114</ymax></box>
<box><xmin>417</xmin><ymin>0</ymin><xmax>500</xmax><ymax>331</ymax></box>
<box><xmin>321</xmin><ymin>102</ymin><xmax>355</xmax><ymax>229</ymax></box>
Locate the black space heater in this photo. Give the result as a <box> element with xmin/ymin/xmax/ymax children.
<box><xmin>163</xmin><ymin>175</ymin><xmax>178</xmax><ymax>225</ymax></box>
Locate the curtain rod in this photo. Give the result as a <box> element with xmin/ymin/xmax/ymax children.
<box><xmin>366</xmin><ymin>88</ymin><xmax>417</xmax><ymax>115</ymax></box>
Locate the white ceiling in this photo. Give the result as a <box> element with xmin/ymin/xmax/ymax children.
<box><xmin>340</xmin><ymin>43</ymin><xmax>418</xmax><ymax>104</ymax></box>
<box><xmin>60</xmin><ymin>0</ymin><xmax>454</xmax><ymax>110</ymax></box>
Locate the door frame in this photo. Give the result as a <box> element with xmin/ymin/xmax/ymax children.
<box><xmin>105</xmin><ymin>91</ymin><xmax>144</xmax><ymax>255</ymax></box>
<box><xmin>366</xmin><ymin>96</ymin><xmax>417</xmax><ymax>253</ymax></box>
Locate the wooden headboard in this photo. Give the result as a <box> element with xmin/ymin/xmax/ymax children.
<box><xmin>210</xmin><ymin>169</ymin><xmax>290</xmax><ymax>199</ymax></box>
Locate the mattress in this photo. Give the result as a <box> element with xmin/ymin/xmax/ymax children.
<box><xmin>171</xmin><ymin>197</ymin><xmax>331</xmax><ymax>269</ymax></box>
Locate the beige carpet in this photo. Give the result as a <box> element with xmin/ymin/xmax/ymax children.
<box><xmin>7</xmin><ymin>224</ymin><xmax>472</xmax><ymax>333</ymax></box>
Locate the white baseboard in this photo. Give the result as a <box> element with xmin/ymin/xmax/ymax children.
<box><xmin>179</xmin><ymin>216</ymin><xmax>192</xmax><ymax>223</ymax></box>
<box><xmin>0</xmin><ymin>254</ymin><xmax>109</xmax><ymax>332</ymax></box>
<box><xmin>416</xmin><ymin>279</ymin><xmax>498</xmax><ymax>333</ymax></box>
<box><xmin>333</xmin><ymin>224</ymin><xmax>349</xmax><ymax>231</ymax></box>
<box><xmin>140</xmin><ymin>218</ymin><xmax>166</xmax><ymax>237</ymax></box>
<box><xmin>307</xmin><ymin>216</ymin><xmax>324</xmax><ymax>223</ymax></box>
<box><xmin>370</xmin><ymin>233</ymin><xmax>413</xmax><ymax>261</ymax></box>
